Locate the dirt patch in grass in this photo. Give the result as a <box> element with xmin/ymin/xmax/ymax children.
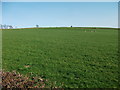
<box><xmin>1</xmin><ymin>71</ymin><xmax>47</xmax><ymax>88</ymax></box>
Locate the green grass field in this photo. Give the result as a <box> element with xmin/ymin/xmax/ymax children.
<box><xmin>2</xmin><ymin>28</ymin><xmax>118</xmax><ymax>88</ymax></box>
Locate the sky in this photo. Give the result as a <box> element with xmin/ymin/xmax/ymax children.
<box><xmin>2</xmin><ymin>2</ymin><xmax>118</xmax><ymax>28</ymax></box>
<box><xmin>2</xmin><ymin>0</ymin><xmax>120</xmax><ymax>2</ymax></box>
<box><xmin>0</xmin><ymin>2</ymin><xmax>2</xmax><ymax>24</ymax></box>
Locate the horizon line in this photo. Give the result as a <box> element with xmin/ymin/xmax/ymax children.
<box><xmin>1</xmin><ymin>26</ymin><xmax>118</xmax><ymax>29</ymax></box>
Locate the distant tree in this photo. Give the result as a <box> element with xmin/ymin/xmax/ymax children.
<box><xmin>1</xmin><ymin>25</ymin><xmax>3</xmax><ymax>29</ymax></box>
<box><xmin>3</xmin><ymin>24</ymin><xmax>7</xmax><ymax>29</ymax></box>
<box><xmin>9</xmin><ymin>25</ymin><xmax>13</xmax><ymax>29</ymax></box>
<box><xmin>71</xmin><ymin>26</ymin><xmax>72</xmax><ymax>28</ymax></box>
<box><xmin>4</xmin><ymin>24</ymin><xmax>9</xmax><ymax>29</ymax></box>
<box><xmin>0</xmin><ymin>24</ymin><xmax>2</xmax><ymax>29</ymax></box>
<box><xmin>7</xmin><ymin>25</ymin><xmax>10</xmax><ymax>29</ymax></box>
<box><xmin>36</xmin><ymin>25</ymin><xmax>39</xmax><ymax>28</ymax></box>
<box><xmin>0</xmin><ymin>24</ymin><xmax>13</xmax><ymax>29</ymax></box>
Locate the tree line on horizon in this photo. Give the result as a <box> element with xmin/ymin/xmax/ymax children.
<box><xmin>0</xmin><ymin>24</ymin><xmax>13</xmax><ymax>29</ymax></box>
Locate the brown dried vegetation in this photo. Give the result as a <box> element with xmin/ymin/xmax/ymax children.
<box><xmin>1</xmin><ymin>71</ymin><xmax>46</xmax><ymax>88</ymax></box>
